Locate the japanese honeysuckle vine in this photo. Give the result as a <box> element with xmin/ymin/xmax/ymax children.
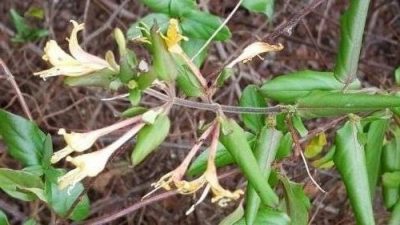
<box><xmin>17</xmin><ymin>2</ymin><xmax>399</xmax><ymax>223</ymax></box>
<box><xmin>32</xmin><ymin>19</ymin><xmax>283</xmax><ymax>209</ymax></box>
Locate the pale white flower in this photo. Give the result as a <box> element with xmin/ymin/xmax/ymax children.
<box><xmin>58</xmin><ymin>123</ymin><xmax>145</xmax><ymax>190</ymax></box>
<box><xmin>51</xmin><ymin>116</ymin><xmax>142</xmax><ymax>164</ymax></box>
<box><xmin>34</xmin><ymin>20</ymin><xmax>115</xmax><ymax>78</ymax></box>
<box><xmin>227</xmin><ymin>42</ymin><xmax>284</xmax><ymax>68</ymax></box>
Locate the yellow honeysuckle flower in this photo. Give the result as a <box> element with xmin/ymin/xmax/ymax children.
<box><xmin>51</xmin><ymin>128</ymin><xmax>100</xmax><ymax>164</ymax></box>
<box><xmin>51</xmin><ymin>116</ymin><xmax>142</xmax><ymax>164</ymax></box>
<box><xmin>58</xmin><ymin>148</ymin><xmax>113</xmax><ymax>190</ymax></box>
<box><xmin>147</xmin><ymin>122</ymin><xmax>242</xmax><ymax>209</ymax></box>
<box><xmin>34</xmin><ymin>20</ymin><xmax>116</xmax><ymax>79</ymax></box>
<box><xmin>58</xmin><ymin>123</ymin><xmax>145</xmax><ymax>190</ymax></box>
<box><xmin>149</xmin><ymin>164</ymin><xmax>242</xmax><ymax>208</ymax></box>
<box><xmin>161</xmin><ymin>19</ymin><xmax>188</xmax><ymax>54</ymax></box>
<box><xmin>227</xmin><ymin>42</ymin><xmax>284</xmax><ymax>68</ymax></box>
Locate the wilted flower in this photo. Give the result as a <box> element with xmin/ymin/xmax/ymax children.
<box><xmin>227</xmin><ymin>42</ymin><xmax>284</xmax><ymax>68</ymax></box>
<box><xmin>58</xmin><ymin>123</ymin><xmax>145</xmax><ymax>190</ymax></box>
<box><xmin>34</xmin><ymin>20</ymin><xmax>116</xmax><ymax>79</ymax></box>
<box><xmin>51</xmin><ymin>116</ymin><xmax>142</xmax><ymax>164</ymax></box>
<box><xmin>147</xmin><ymin>122</ymin><xmax>243</xmax><ymax>211</ymax></box>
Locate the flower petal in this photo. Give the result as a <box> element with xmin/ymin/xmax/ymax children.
<box><xmin>42</xmin><ymin>40</ymin><xmax>79</xmax><ymax>66</ymax></box>
<box><xmin>33</xmin><ymin>64</ymin><xmax>99</xmax><ymax>78</ymax></box>
<box><xmin>162</xmin><ymin>19</ymin><xmax>188</xmax><ymax>53</ymax></box>
<box><xmin>59</xmin><ymin>128</ymin><xmax>99</xmax><ymax>152</ymax></box>
<box><xmin>68</xmin><ymin>20</ymin><xmax>109</xmax><ymax>67</ymax></box>
<box><xmin>58</xmin><ymin>167</ymin><xmax>87</xmax><ymax>190</ymax></box>
<box><xmin>51</xmin><ymin>146</ymin><xmax>75</xmax><ymax>164</ymax></box>
<box><xmin>227</xmin><ymin>42</ymin><xmax>283</xmax><ymax>68</ymax></box>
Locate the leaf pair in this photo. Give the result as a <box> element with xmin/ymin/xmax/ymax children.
<box><xmin>0</xmin><ymin>110</ymin><xmax>90</xmax><ymax>221</ymax></box>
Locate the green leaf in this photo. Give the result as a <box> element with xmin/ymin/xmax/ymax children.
<box><xmin>0</xmin><ymin>109</ymin><xmax>48</xmax><ymax>167</ymax></box>
<box><xmin>137</xmin><ymin>69</ymin><xmax>157</xmax><ymax>90</ymax></box>
<box><xmin>118</xmin><ymin>50</ymin><xmax>138</xmax><ymax>83</ymax></box>
<box><xmin>242</xmin><ymin>0</ymin><xmax>274</xmax><ymax>18</ymax></box>
<box><xmin>121</xmin><ymin>107</ymin><xmax>147</xmax><ymax>118</ymax></box>
<box><xmin>180</xmin><ymin>10</ymin><xmax>231</xmax><ymax>41</ymax></box>
<box><xmin>276</xmin><ymin>133</ymin><xmax>293</xmax><ymax>159</ymax></box>
<box><xmin>311</xmin><ymin>146</ymin><xmax>336</xmax><ymax>169</ymax></box>
<box><xmin>22</xmin><ymin>218</ymin><xmax>39</xmax><ymax>225</ymax></box>
<box><xmin>219</xmin><ymin>117</ymin><xmax>279</xmax><ymax>207</ymax></box>
<box><xmin>44</xmin><ymin>168</ymin><xmax>90</xmax><ymax>221</ymax></box>
<box><xmin>333</xmin><ymin>119</ymin><xmax>375</xmax><ymax>225</ymax></box>
<box><xmin>25</xmin><ymin>6</ymin><xmax>45</xmax><ymax>19</ymax></box>
<box><xmin>260</xmin><ymin>70</ymin><xmax>360</xmax><ymax>104</ymax></box>
<box><xmin>239</xmin><ymin>85</ymin><xmax>267</xmax><ymax>133</ymax></box>
<box><xmin>140</xmin><ymin>0</ymin><xmax>197</xmax><ymax>17</ymax></box>
<box><xmin>395</xmin><ymin>67</ymin><xmax>400</xmax><ymax>86</ymax></box>
<box><xmin>218</xmin><ymin>204</ymin><xmax>244</xmax><ymax>225</ymax></box>
<box><xmin>128</xmin><ymin>89</ymin><xmax>142</xmax><ymax>106</ymax></box>
<box><xmin>382</xmin><ymin>134</ymin><xmax>400</xmax><ymax>209</ymax></box>
<box><xmin>364</xmin><ymin>119</ymin><xmax>387</xmax><ymax>196</ymax></box>
<box><xmin>297</xmin><ymin>91</ymin><xmax>400</xmax><ymax>118</ymax></box>
<box><xmin>187</xmin><ymin>133</ymin><xmax>255</xmax><ymax>177</ymax></box>
<box><xmin>216</xmin><ymin>68</ymin><xmax>235</xmax><ymax>86</ymax></box>
<box><xmin>334</xmin><ymin>1</ymin><xmax>371</xmax><ymax>84</ymax></box>
<box><xmin>291</xmin><ymin>115</ymin><xmax>308</xmax><ymax>138</ymax></box>
<box><xmin>0</xmin><ymin>168</ymin><xmax>44</xmax><ymax>202</ymax></box>
<box><xmin>150</xmin><ymin>25</ymin><xmax>178</xmax><ymax>81</ymax></box>
<box><xmin>235</xmin><ymin>207</ymin><xmax>290</xmax><ymax>225</ymax></box>
<box><xmin>0</xmin><ymin>210</ymin><xmax>10</xmax><ymax>225</ymax></box>
<box><xmin>245</xmin><ymin>126</ymin><xmax>282</xmax><ymax>225</ymax></box>
<box><xmin>305</xmin><ymin>133</ymin><xmax>327</xmax><ymax>159</ymax></box>
<box><xmin>10</xmin><ymin>9</ymin><xmax>30</xmax><ymax>36</ymax></box>
<box><xmin>131</xmin><ymin>114</ymin><xmax>170</xmax><ymax>166</ymax></box>
<box><xmin>181</xmin><ymin>39</ymin><xmax>207</xmax><ymax>67</ymax></box>
<box><xmin>382</xmin><ymin>172</ymin><xmax>400</xmax><ymax>189</ymax></box>
<box><xmin>10</xmin><ymin>9</ymin><xmax>48</xmax><ymax>43</ymax></box>
<box><xmin>280</xmin><ymin>176</ymin><xmax>310</xmax><ymax>225</ymax></box>
<box><xmin>127</xmin><ymin>13</ymin><xmax>170</xmax><ymax>39</ymax></box>
<box><xmin>388</xmin><ymin>199</ymin><xmax>400</xmax><ymax>225</ymax></box>
<box><xmin>172</xmin><ymin>54</ymin><xmax>204</xmax><ymax>97</ymax></box>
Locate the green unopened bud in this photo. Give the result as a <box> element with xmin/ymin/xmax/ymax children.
<box><xmin>114</xmin><ymin>28</ymin><xmax>127</xmax><ymax>56</ymax></box>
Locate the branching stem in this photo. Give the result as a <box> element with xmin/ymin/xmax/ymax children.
<box><xmin>144</xmin><ymin>89</ymin><xmax>285</xmax><ymax>114</ymax></box>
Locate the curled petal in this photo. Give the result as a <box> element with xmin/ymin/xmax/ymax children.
<box><xmin>205</xmin><ymin>170</ymin><xmax>243</xmax><ymax>207</ymax></box>
<box><xmin>68</xmin><ymin>20</ymin><xmax>109</xmax><ymax>67</ymax></box>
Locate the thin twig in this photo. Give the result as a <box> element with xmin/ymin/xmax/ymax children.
<box><xmin>299</xmin><ymin>149</ymin><xmax>326</xmax><ymax>193</ymax></box>
<box><xmin>286</xmin><ymin>115</ymin><xmax>326</xmax><ymax>193</ymax></box>
<box><xmin>0</xmin><ymin>59</ymin><xmax>33</xmax><ymax>120</ymax></box>
<box><xmin>191</xmin><ymin>0</ymin><xmax>244</xmax><ymax>61</ymax></box>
